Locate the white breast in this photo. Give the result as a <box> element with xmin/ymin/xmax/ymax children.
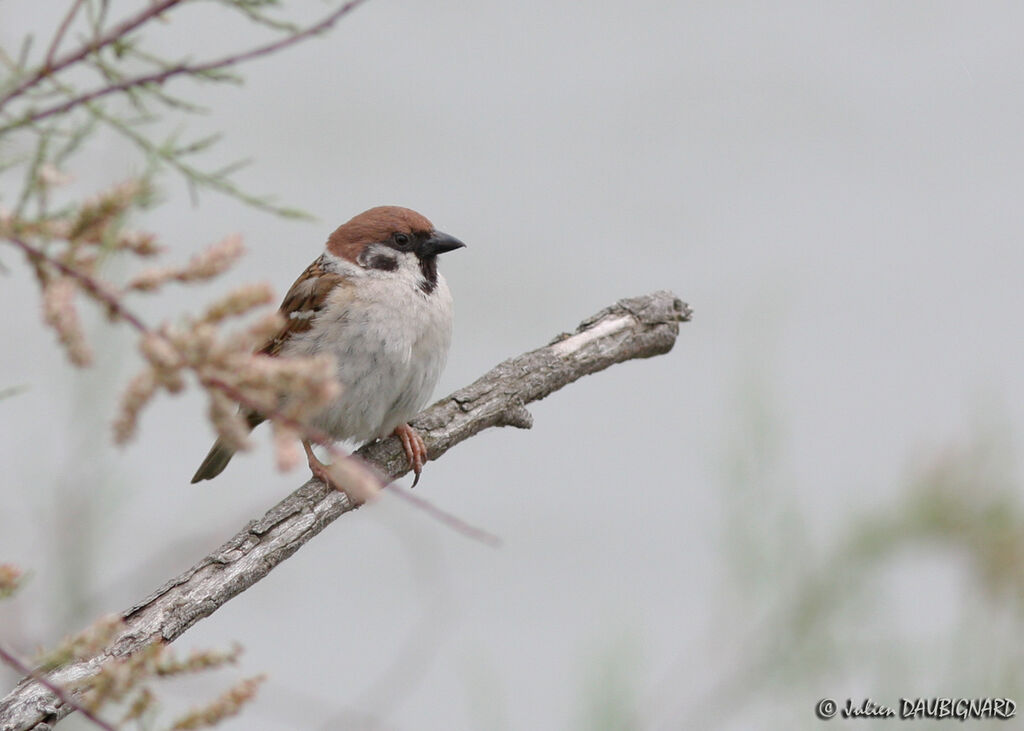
<box><xmin>282</xmin><ymin>252</ymin><xmax>454</xmax><ymax>445</ymax></box>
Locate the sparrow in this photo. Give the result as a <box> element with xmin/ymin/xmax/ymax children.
<box><xmin>191</xmin><ymin>205</ymin><xmax>465</xmax><ymax>487</ymax></box>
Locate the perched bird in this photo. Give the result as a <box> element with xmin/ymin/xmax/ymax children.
<box><xmin>191</xmin><ymin>206</ymin><xmax>465</xmax><ymax>487</ymax></box>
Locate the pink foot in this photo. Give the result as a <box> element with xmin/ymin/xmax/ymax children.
<box><xmin>303</xmin><ymin>440</ymin><xmax>336</xmax><ymax>489</ymax></box>
<box><xmin>393</xmin><ymin>423</ymin><xmax>427</xmax><ymax>486</ymax></box>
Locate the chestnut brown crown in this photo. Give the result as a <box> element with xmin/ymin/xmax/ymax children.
<box><xmin>327</xmin><ymin>206</ymin><xmax>436</xmax><ymax>261</ymax></box>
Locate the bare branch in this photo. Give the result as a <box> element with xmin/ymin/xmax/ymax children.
<box><xmin>0</xmin><ymin>290</ymin><xmax>690</xmax><ymax>731</ymax></box>
<box><xmin>0</xmin><ymin>645</ymin><xmax>116</xmax><ymax>731</ymax></box>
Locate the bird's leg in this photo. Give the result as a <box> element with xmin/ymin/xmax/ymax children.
<box><xmin>303</xmin><ymin>440</ymin><xmax>336</xmax><ymax>488</ymax></box>
<box><xmin>393</xmin><ymin>423</ymin><xmax>427</xmax><ymax>487</ymax></box>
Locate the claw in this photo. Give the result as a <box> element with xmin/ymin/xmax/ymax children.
<box><xmin>393</xmin><ymin>423</ymin><xmax>427</xmax><ymax>486</ymax></box>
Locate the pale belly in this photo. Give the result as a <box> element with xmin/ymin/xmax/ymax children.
<box><xmin>283</xmin><ymin>286</ymin><xmax>452</xmax><ymax>445</ymax></box>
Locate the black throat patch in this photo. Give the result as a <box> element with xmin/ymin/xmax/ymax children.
<box><xmin>418</xmin><ymin>255</ymin><xmax>438</xmax><ymax>294</ymax></box>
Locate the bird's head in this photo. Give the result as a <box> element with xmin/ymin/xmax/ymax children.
<box><xmin>327</xmin><ymin>206</ymin><xmax>465</xmax><ymax>293</ymax></box>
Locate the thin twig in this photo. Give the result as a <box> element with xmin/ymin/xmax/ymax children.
<box><xmin>1</xmin><ymin>0</ymin><xmax>371</xmax><ymax>130</ymax></box>
<box><xmin>8</xmin><ymin>234</ymin><xmax>148</xmax><ymax>331</ymax></box>
<box><xmin>389</xmin><ymin>487</ymin><xmax>502</xmax><ymax>547</ymax></box>
<box><xmin>80</xmin><ymin>102</ymin><xmax>309</xmax><ymax>219</ymax></box>
<box><xmin>0</xmin><ymin>0</ymin><xmax>184</xmax><ymax>109</ymax></box>
<box><xmin>0</xmin><ymin>644</ymin><xmax>116</xmax><ymax>731</ymax></box>
<box><xmin>44</xmin><ymin>0</ymin><xmax>87</xmax><ymax>70</ymax></box>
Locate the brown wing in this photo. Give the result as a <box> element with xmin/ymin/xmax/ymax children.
<box><xmin>259</xmin><ymin>255</ymin><xmax>353</xmax><ymax>357</ymax></box>
<box><xmin>194</xmin><ymin>256</ymin><xmax>353</xmax><ymax>478</ymax></box>
<box><xmin>238</xmin><ymin>256</ymin><xmax>352</xmax><ymax>432</ymax></box>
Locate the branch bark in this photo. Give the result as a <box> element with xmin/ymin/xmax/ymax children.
<box><xmin>0</xmin><ymin>290</ymin><xmax>691</xmax><ymax>731</ymax></box>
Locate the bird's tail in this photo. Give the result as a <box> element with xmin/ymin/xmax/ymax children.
<box><xmin>191</xmin><ymin>438</ymin><xmax>236</xmax><ymax>483</ymax></box>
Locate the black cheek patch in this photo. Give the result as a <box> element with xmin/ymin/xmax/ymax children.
<box><xmin>364</xmin><ymin>252</ymin><xmax>398</xmax><ymax>272</ymax></box>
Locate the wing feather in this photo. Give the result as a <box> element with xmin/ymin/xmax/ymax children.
<box><xmin>259</xmin><ymin>256</ymin><xmax>353</xmax><ymax>357</ymax></box>
<box><xmin>194</xmin><ymin>255</ymin><xmax>352</xmax><ymax>481</ymax></box>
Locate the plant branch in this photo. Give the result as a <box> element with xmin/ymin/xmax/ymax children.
<box><xmin>8</xmin><ymin>235</ymin><xmax>148</xmax><ymax>332</ymax></box>
<box><xmin>0</xmin><ymin>290</ymin><xmax>690</xmax><ymax>731</ymax></box>
<box><xmin>44</xmin><ymin>0</ymin><xmax>87</xmax><ymax>71</ymax></box>
<box><xmin>0</xmin><ymin>645</ymin><xmax>115</xmax><ymax>731</ymax></box>
<box><xmin>81</xmin><ymin>103</ymin><xmax>311</xmax><ymax>219</ymax></box>
<box><xmin>1</xmin><ymin>0</ymin><xmax>371</xmax><ymax>131</ymax></box>
<box><xmin>0</xmin><ymin>0</ymin><xmax>184</xmax><ymax>109</ymax></box>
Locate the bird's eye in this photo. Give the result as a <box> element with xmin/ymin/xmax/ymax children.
<box><xmin>393</xmin><ymin>233</ymin><xmax>411</xmax><ymax>248</ymax></box>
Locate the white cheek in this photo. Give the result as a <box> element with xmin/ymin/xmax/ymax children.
<box><xmin>394</xmin><ymin>252</ymin><xmax>427</xmax><ymax>286</ymax></box>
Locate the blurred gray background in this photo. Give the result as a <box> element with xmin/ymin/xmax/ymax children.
<box><xmin>3</xmin><ymin>1</ymin><xmax>1024</xmax><ymax>729</ymax></box>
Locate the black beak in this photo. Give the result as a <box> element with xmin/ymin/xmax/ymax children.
<box><xmin>419</xmin><ymin>230</ymin><xmax>466</xmax><ymax>257</ymax></box>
